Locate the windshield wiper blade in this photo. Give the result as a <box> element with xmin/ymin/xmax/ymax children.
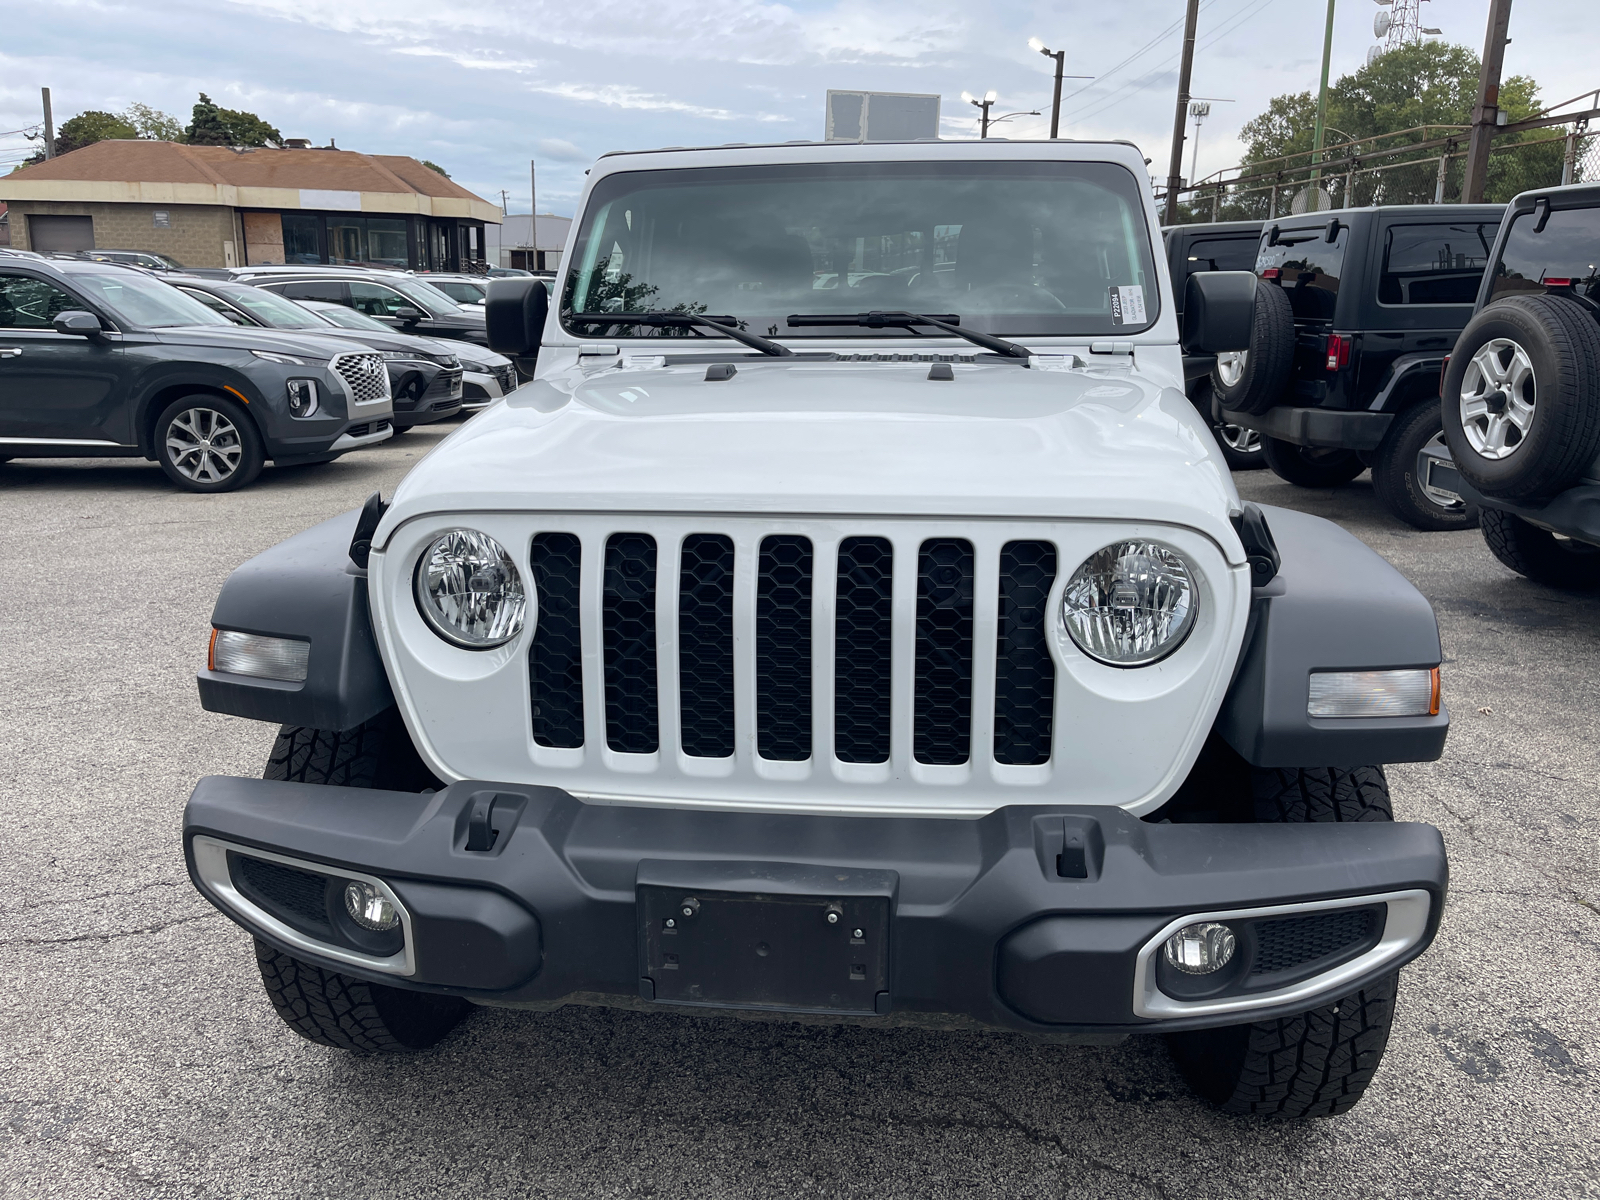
<box><xmin>787</xmin><ymin>311</ymin><xmax>1031</xmax><ymax>359</ymax></box>
<box><xmin>570</xmin><ymin>311</ymin><xmax>793</xmax><ymax>357</ymax></box>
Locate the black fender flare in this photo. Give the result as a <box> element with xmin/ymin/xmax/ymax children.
<box><xmin>1367</xmin><ymin>351</ymin><xmax>1447</xmax><ymax>415</ymax></box>
<box><xmin>196</xmin><ymin>508</ymin><xmax>394</xmax><ymax>730</ymax></box>
<box><xmin>1215</xmin><ymin>504</ymin><xmax>1448</xmax><ymax>767</ymax></box>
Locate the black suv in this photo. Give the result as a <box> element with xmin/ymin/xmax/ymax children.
<box><xmin>0</xmin><ymin>258</ymin><xmax>394</xmax><ymax>492</ymax></box>
<box><xmin>1440</xmin><ymin>182</ymin><xmax>1600</xmax><ymax>587</ymax></box>
<box><xmin>230</xmin><ymin>268</ymin><xmax>492</xmax><ymax>346</ymax></box>
<box><xmin>166</xmin><ymin>276</ymin><xmax>463</xmax><ymax>430</ymax></box>
<box><xmin>1210</xmin><ymin>204</ymin><xmax>1505</xmax><ymax>529</ymax></box>
<box><xmin>1164</xmin><ymin>219</ymin><xmax>1265</xmax><ymax>468</ymax></box>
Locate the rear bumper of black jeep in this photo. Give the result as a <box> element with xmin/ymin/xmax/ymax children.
<box><xmin>183</xmin><ymin>776</ymin><xmax>1447</xmax><ymax>1039</ymax></box>
<box><xmin>1217</xmin><ymin>403</ymin><xmax>1392</xmax><ymax>451</ymax></box>
<box><xmin>1457</xmin><ymin>479</ymin><xmax>1600</xmax><ymax>548</ymax></box>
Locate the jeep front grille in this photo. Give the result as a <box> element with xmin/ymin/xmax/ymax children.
<box><xmin>523</xmin><ymin>524</ymin><xmax>1060</xmax><ymax>771</ymax></box>
<box><xmin>331</xmin><ymin>351</ymin><xmax>391</xmax><ymax>405</ymax></box>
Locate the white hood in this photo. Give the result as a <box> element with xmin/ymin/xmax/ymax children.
<box><xmin>376</xmin><ymin>357</ymin><xmax>1245</xmax><ymax>562</ymax></box>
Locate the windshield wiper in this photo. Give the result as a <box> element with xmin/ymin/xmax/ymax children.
<box><xmin>570</xmin><ymin>311</ymin><xmax>793</xmax><ymax>357</ymax></box>
<box><xmin>786</xmin><ymin>311</ymin><xmax>1031</xmax><ymax>359</ymax></box>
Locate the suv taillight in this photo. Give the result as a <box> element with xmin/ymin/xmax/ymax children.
<box><xmin>1261</xmin><ymin>268</ymin><xmax>1282</xmax><ymax>281</ymax></box>
<box><xmin>1325</xmin><ymin>334</ymin><xmax>1352</xmax><ymax>372</ymax></box>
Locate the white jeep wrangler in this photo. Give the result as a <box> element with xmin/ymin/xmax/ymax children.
<box><xmin>185</xmin><ymin>140</ymin><xmax>1449</xmax><ymax>1118</ymax></box>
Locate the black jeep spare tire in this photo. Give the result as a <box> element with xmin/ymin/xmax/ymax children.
<box><xmin>1441</xmin><ymin>293</ymin><xmax>1600</xmax><ymax>501</ymax></box>
<box><xmin>1209</xmin><ymin>278</ymin><xmax>1294</xmax><ymax>417</ymax></box>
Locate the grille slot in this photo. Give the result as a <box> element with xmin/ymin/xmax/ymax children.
<box><xmin>756</xmin><ymin>535</ymin><xmax>813</xmax><ymax>761</ymax></box>
<box><xmin>331</xmin><ymin>352</ymin><xmax>390</xmax><ymax>404</ymax></box>
<box><xmin>1251</xmin><ymin>908</ymin><xmax>1380</xmax><ymax>976</ymax></box>
<box><xmin>231</xmin><ymin>854</ymin><xmax>330</xmax><ymax>935</ymax></box>
<box><xmin>834</xmin><ymin>536</ymin><xmax>893</xmax><ymax>764</ymax></box>
<box><xmin>994</xmin><ymin>541</ymin><xmax>1057</xmax><ymax>766</ymax></box>
<box><xmin>678</xmin><ymin>534</ymin><xmax>735</xmax><ymax>758</ymax></box>
<box><xmin>529</xmin><ymin>533</ymin><xmax>585</xmax><ymax>748</ymax></box>
<box><xmin>915</xmin><ymin>538</ymin><xmax>974</xmax><ymax>765</ymax></box>
<box><xmin>423</xmin><ymin>367</ymin><xmax>463</xmax><ymax>399</ymax></box>
<box><xmin>603</xmin><ymin>533</ymin><xmax>659</xmax><ymax>754</ymax></box>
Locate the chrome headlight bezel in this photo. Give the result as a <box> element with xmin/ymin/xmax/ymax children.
<box><xmin>1060</xmin><ymin>539</ymin><xmax>1199</xmax><ymax>668</ymax></box>
<box><xmin>412</xmin><ymin>529</ymin><xmax>527</xmax><ymax>649</ymax></box>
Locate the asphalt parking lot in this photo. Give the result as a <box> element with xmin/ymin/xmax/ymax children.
<box><xmin>2</xmin><ymin>428</ymin><xmax>1597</xmax><ymax>1200</ymax></box>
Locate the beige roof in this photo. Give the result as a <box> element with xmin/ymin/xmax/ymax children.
<box><xmin>1</xmin><ymin>140</ymin><xmax>501</xmax><ymax>223</ymax></box>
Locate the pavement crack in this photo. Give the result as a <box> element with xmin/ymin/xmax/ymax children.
<box><xmin>0</xmin><ymin>879</ymin><xmax>186</xmax><ymax>914</ymax></box>
<box><xmin>0</xmin><ymin>913</ymin><xmax>216</xmax><ymax>948</ymax></box>
<box><xmin>1429</xmin><ymin>793</ymin><xmax>1599</xmax><ymax>922</ymax></box>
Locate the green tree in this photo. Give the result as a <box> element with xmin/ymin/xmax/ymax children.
<box><xmin>420</xmin><ymin>160</ymin><xmax>450</xmax><ymax>178</ymax></box>
<box><xmin>53</xmin><ymin>110</ymin><xmax>138</xmax><ymax>154</ymax></box>
<box><xmin>184</xmin><ymin>93</ymin><xmax>282</xmax><ymax>147</ymax></box>
<box><xmin>123</xmin><ymin>102</ymin><xmax>183</xmax><ymax>142</ymax></box>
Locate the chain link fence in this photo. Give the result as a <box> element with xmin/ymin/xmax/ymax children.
<box><xmin>1167</xmin><ymin>125</ymin><xmax>1596</xmax><ymax>225</ymax></box>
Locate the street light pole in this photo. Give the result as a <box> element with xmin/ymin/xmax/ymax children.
<box><xmin>963</xmin><ymin>90</ymin><xmax>999</xmax><ymax>138</ymax></box>
<box><xmin>1028</xmin><ymin>38</ymin><xmax>1093</xmax><ymax>139</ymax></box>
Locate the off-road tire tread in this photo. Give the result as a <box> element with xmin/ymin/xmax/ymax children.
<box><xmin>1251</xmin><ymin>764</ymin><xmax>1394</xmax><ymax>823</ymax></box>
<box><xmin>1371</xmin><ymin>402</ymin><xmax>1479</xmax><ymax>531</ymax></box>
<box><xmin>1479</xmin><ymin>506</ymin><xmax>1600</xmax><ymax>588</ymax></box>
<box><xmin>1212</xmin><ymin>280</ymin><xmax>1295</xmax><ymax>416</ymax></box>
<box><xmin>254</xmin><ymin>940</ymin><xmax>411</xmax><ymax>1051</ymax></box>
<box><xmin>263</xmin><ymin>710</ymin><xmax>440</xmax><ymax>791</ymax></box>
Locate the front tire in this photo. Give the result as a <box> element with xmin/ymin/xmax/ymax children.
<box><xmin>154</xmin><ymin>394</ymin><xmax>264</xmax><ymax>493</ymax></box>
<box><xmin>1480</xmin><ymin>507</ymin><xmax>1600</xmax><ymax>588</ymax></box>
<box><xmin>1371</xmin><ymin>402</ymin><xmax>1479</xmax><ymax>531</ymax></box>
<box><xmin>1167</xmin><ymin>764</ymin><xmax>1400</xmax><ymax>1117</ymax></box>
<box><xmin>1261</xmin><ymin>437</ymin><xmax>1367</xmax><ymax>488</ymax></box>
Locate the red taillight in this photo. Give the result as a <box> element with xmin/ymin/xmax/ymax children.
<box><xmin>1544</xmin><ymin>277</ymin><xmax>1572</xmax><ymax>287</ymax></box>
<box><xmin>1262</xmin><ymin>268</ymin><xmax>1281</xmax><ymax>280</ymax></box>
<box><xmin>1325</xmin><ymin>333</ymin><xmax>1352</xmax><ymax>371</ymax></box>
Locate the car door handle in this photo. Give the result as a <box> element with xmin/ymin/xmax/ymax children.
<box><xmin>0</xmin><ymin>348</ymin><xmax>21</xmax><ymax>358</ymax></box>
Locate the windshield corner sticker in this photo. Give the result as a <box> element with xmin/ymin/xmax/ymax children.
<box><xmin>1109</xmin><ymin>285</ymin><xmax>1147</xmax><ymax>326</ymax></box>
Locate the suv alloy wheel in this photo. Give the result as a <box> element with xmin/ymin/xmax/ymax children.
<box><xmin>155</xmin><ymin>394</ymin><xmax>265</xmax><ymax>493</ymax></box>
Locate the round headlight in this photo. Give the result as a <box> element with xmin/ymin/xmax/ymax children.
<box><xmin>1061</xmin><ymin>540</ymin><xmax>1197</xmax><ymax>667</ymax></box>
<box><xmin>414</xmin><ymin>529</ymin><xmax>526</xmax><ymax>648</ymax></box>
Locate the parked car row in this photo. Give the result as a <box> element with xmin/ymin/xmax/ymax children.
<box><xmin>0</xmin><ymin>255</ymin><xmax>521</xmax><ymax>493</ymax></box>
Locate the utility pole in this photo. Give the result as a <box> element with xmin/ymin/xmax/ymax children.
<box><xmin>1309</xmin><ymin>0</ymin><xmax>1336</xmax><ymax>209</ymax></box>
<box><xmin>1163</xmin><ymin>0</ymin><xmax>1202</xmax><ymax>225</ymax></box>
<box><xmin>1462</xmin><ymin>0</ymin><xmax>1513</xmax><ymax>203</ymax></box>
<box><xmin>529</xmin><ymin>159</ymin><xmax>538</xmax><ymax>269</ymax></box>
<box><xmin>41</xmin><ymin>87</ymin><xmax>55</xmax><ymax>159</ymax></box>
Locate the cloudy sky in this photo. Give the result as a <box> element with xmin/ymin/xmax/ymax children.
<box><xmin>2</xmin><ymin>0</ymin><xmax>1591</xmax><ymax>217</ymax></box>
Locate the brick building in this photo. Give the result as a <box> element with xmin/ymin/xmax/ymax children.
<box><xmin>0</xmin><ymin>140</ymin><xmax>502</xmax><ymax>271</ymax></box>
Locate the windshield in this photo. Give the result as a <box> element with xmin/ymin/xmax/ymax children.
<box><xmin>220</xmin><ymin>286</ymin><xmax>325</xmax><ymax>329</ymax></box>
<box><xmin>562</xmin><ymin>161</ymin><xmax>1159</xmax><ymax>339</ymax></box>
<box><xmin>392</xmin><ymin>278</ymin><xmax>465</xmax><ymax>316</ymax></box>
<box><xmin>304</xmin><ymin>301</ymin><xmax>393</xmax><ymax>332</ymax></box>
<box><xmin>77</xmin><ymin>272</ymin><xmax>231</xmax><ymax>328</ymax></box>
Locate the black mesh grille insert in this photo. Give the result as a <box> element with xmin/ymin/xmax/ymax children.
<box><xmin>1251</xmin><ymin>908</ymin><xmax>1379</xmax><ymax>976</ymax></box>
<box><xmin>835</xmin><ymin>537</ymin><xmax>893</xmax><ymax>764</ymax></box>
<box><xmin>994</xmin><ymin>540</ymin><xmax>1057</xmax><ymax>766</ymax></box>
<box><xmin>231</xmin><ymin>854</ymin><xmax>330</xmax><ymax>934</ymax></box>
<box><xmin>915</xmin><ymin>538</ymin><xmax>973</xmax><ymax>765</ymax></box>
<box><xmin>757</xmin><ymin>535</ymin><xmax>812</xmax><ymax>760</ymax></box>
<box><xmin>529</xmin><ymin>533</ymin><xmax>585</xmax><ymax>749</ymax></box>
<box><xmin>679</xmin><ymin>534</ymin><xmax>736</xmax><ymax>758</ymax></box>
<box><xmin>603</xmin><ymin>533</ymin><xmax>659</xmax><ymax>754</ymax></box>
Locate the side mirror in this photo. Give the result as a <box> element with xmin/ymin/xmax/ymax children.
<box><xmin>394</xmin><ymin>305</ymin><xmax>424</xmax><ymax>323</ymax></box>
<box><xmin>486</xmin><ymin>277</ymin><xmax>549</xmax><ymax>356</ymax></box>
<box><xmin>1182</xmin><ymin>271</ymin><xmax>1257</xmax><ymax>354</ymax></box>
<box><xmin>53</xmin><ymin>310</ymin><xmax>102</xmax><ymax>336</ymax></box>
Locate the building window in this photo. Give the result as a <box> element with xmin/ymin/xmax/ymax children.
<box><xmin>282</xmin><ymin>214</ymin><xmax>321</xmax><ymax>264</ymax></box>
<box><xmin>328</xmin><ymin>215</ymin><xmax>410</xmax><ymax>269</ymax></box>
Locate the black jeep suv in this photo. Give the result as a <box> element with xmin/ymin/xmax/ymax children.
<box><xmin>1440</xmin><ymin>182</ymin><xmax>1600</xmax><ymax>587</ymax></box>
<box><xmin>1210</xmin><ymin>204</ymin><xmax>1505</xmax><ymax>529</ymax></box>
<box><xmin>0</xmin><ymin>258</ymin><xmax>394</xmax><ymax>492</ymax></box>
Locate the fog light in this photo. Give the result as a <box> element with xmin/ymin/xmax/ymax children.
<box><xmin>1163</xmin><ymin>922</ymin><xmax>1236</xmax><ymax>974</ymax></box>
<box><xmin>1308</xmin><ymin>668</ymin><xmax>1439</xmax><ymax>717</ymax></box>
<box><xmin>209</xmin><ymin>629</ymin><xmax>309</xmax><ymax>682</ymax></box>
<box><xmin>343</xmin><ymin>881</ymin><xmax>400</xmax><ymax>931</ymax></box>
<box><xmin>286</xmin><ymin>378</ymin><xmax>319</xmax><ymax>417</ymax></box>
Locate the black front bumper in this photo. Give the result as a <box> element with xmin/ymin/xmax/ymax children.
<box><xmin>184</xmin><ymin>777</ymin><xmax>1447</xmax><ymax>1037</ymax></box>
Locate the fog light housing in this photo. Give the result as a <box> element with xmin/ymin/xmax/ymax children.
<box><xmin>1163</xmin><ymin>922</ymin><xmax>1236</xmax><ymax>975</ymax></box>
<box><xmin>1308</xmin><ymin>668</ymin><xmax>1439</xmax><ymax>718</ymax></box>
<box><xmin>343</xmin><ymin>881</ymin><xmax>400</xmax><ymax>931</ymax></box>
<box><xmin>286</xmin><ymin>378</ymin><xmax>319</xmax><ymax>417</ymax></box>
<box><xmin>209</xmin><ymin>629</ymin><xmax>309</xmax><ymax>682</ymax></box>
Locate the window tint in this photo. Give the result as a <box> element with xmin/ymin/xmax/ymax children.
<box><xmin>1185</xmin><ymin>237</ymin><xmax>1260</xmax><ymax>274</ymax></box>
<box><xmin>1490</xmin><ymin>206</ymin><xmax>1600</xmax><ymax>304</ymax></box>
<box><xmin>1379</xmin><ymin>222</ymin><xmax>1496</xmax><ymax>305</ymax></box>
<box><xmin>431</xmin><ymin>280</ymin><xmax>486</xmax><ymax>304</ymax></box>
<box><xmin>1256</xmin><ymin>226</ymin><xmax>1347</xmax><ymax>320</ymax></box>
<box><xmin>0</xmin><ymin>274</ymin><xmax>83</xmax><ymax>328</ymax></box>
<box><xmin>274</xmin><ymin>280</ymin><xmax>345</xmax><ymax>303</ymax></box>
<box><xmin>72</xmin><ymin>273</ymin><xmax>229</xmax><ymax>328</ymax></box>
<box><xmin>223</xmin><ymin>287</ymin><xmax>324</xmax><ymax>329</ymax></box>
<box><xmin>349</xmin><ymin>281</ymin><xmax>416</xmax><ymax>317</ymax></box>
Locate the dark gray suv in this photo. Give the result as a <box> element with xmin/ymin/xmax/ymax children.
<box><xmin>0</xmin><ymin>259</ymin><xmax>394</xmax><ymax>492</ymax></box>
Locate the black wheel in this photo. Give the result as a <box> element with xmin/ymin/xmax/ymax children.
<box><xmin>1167</xmin><ymin>764</ymin><xmax>1399</xmax><ymax>1117</ymax></box>
<box><xmin>254</xmin><ymin>939</ymin><xmax>470</xmax><ymax>1051</ymax></box>
<box><xmin>1372</xmin><ymin>402</ymin><xmax>1479</xmax><ymax>531</ymax></box>
<box><xmin>1441</xmin><ymin>294</ymin><xmax>1600</xmax><ymax>502</ymax></box>
<box><xmin>1479</xmin><ymin>507</ymin><xmax>1600</xmax><ymax>588</ymax></box>
<box><xmin>1261</xmin><ymin>437</ymin><xmax>1367</xmax><ymax>488</ymax></box>
<box><xmin>255</xmin><ymin>711</ymin><xmax>466</xmax><ymax>1051</ymax></box>
<box><xmin>1210</xmin><ymin>280</ymin><xmax>1294</xmax><ymax>416</ymax></box>
<box><xmin>154</xmin><ymin>394</ymin><xmax>264</xmax><ymax>492</ymax></box>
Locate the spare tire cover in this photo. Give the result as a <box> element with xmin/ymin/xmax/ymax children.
<box><xmin>1441</xmin><ymin>294</ymin><xmax>1600</xmax><ymax>502</ymax></box>
<box><xmin>1209</xmin><ymin>279</ymin><xmax>1295</xmax><ymax>417</ymax></box>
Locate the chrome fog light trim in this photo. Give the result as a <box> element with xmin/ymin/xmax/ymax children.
<box><xmin>210</xmin><ymin>629</ymin><xmax>310</xmax><ymax>682</ymax></box>
<box><xmin>190</xmin><ymin>836</ymin><xmax>415</xmax><ymax>976</ymax></box>
<box><xmin>1308</xmin><ymin>668</ymin><xmax>1438</xmax><ymax>718</ymax></box>
<box><xmin>1132</xmin><ymin>890</ymin><xmax>1432</xmax><ymax>1020</ymax></box>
